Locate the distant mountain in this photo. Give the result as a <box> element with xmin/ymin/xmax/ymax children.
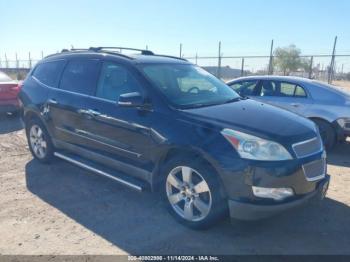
<box><xmin>202</xmin><ymin>66</ymin><xmax>243</xmax><ymax>80</ymax></box>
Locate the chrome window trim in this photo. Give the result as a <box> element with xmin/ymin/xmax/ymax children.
<box><xmin>292</xmin><ymin>137</ymin><xmax>323</xmax><ymax>158</ymax></box>
<box><xmin>32</xmin><ymin>75</ymin><xmax>55</xmax><ymax>89</ymax></box>
<box><xmin>46</xmin><ymin>85</ymin><xmax>117</xmax><ymax>104</ymax></box>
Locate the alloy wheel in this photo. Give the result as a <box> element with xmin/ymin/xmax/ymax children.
<box><xmin>166</xmin><ymin>166</ymin><xmax>212</xmax><ymax>222</ymax></box>
<box><xmin>29</xmin><ymin>124</ymin><xmax>47</xmax><ymax>159</ymax></box>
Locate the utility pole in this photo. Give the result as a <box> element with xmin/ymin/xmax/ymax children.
<box><xmin>308</xmin><ymin>56</ymin><xmax>314</xmax><ymax>79</ymax></box>
<box><xmin>16</xmin><ymin>53</ymin><xmax>19</xmax><ymax>79</ymax></box>
<box><xmin>328</xmin><ymin>36</ymin><xmax>337</xmax><ymax>84</ymax></box>
<box><xmin>179</xmin><ymin>43</ymin><xmax>182</xmax><ymax>58</ymax></box>
<box><xmin>268</xmin><ymin>39</ymin><xmax>274</xmax><ymax>75</ymax></box>
<box><xmin>41</xmin><ymin>51</ymin><xmax>44</xmax><ymax>59</ymax></box>
<box><xmin>241</xmin><ymin>58</ymin><xmax>245</xmax><ymax>77</ymax></box>
<box><xmin>29</xmin><ymin>52</ymin><xmax>32</xmax><ymax>69</ymax></box>
<box><xmin>5</xmin><ymin>53</ymin><xmax>8</xmax><ymax>68</ymax></box>
<box><xmin>15</xmin><ymin>53</ymin><xmax>19</xmax><ymax>68</ymax></box>
<box><xmin>195</xmin><ymin>53</ymin><xmax>198</xmax><ymax>65</ymax></box>
<box><xmin>217</xmin><ymin>41</ymin><xmax>222</xmax><ymax>79</ymax></box>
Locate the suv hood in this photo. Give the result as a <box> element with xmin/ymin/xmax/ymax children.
<box><xmin>181</xmin><ymin>99</ymin><xmax>317</xmax><ymax>145</ymax></box>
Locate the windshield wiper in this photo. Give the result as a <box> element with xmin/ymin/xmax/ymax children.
<box><xmin>181</xmin><ymin>102</ymin><xmax>220</xmax><ymax>109</ymax></box>
<box><xmin>181</xmin><ymin>97</ymin><xmax>243</xmax><ymax>109</ymax></box>
<box><xmin>222</xmin><ymin>97</ymin><xmax>244</xmax><ymax>104</ymax></box>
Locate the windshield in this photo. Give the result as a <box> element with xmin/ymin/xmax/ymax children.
<box><xmin>140</xmin><ymin>64</ymin><xmax>240</xmax><ymax>108</ymax></box>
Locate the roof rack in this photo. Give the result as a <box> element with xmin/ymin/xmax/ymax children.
<box><xmin>89</xmin><ymin>47</ymin><xmax>154</xmax><ymax>56</ymax></box>
<box><xmin>152</xmin><ymin>54</ymin><xmax>188</xmax><ymax>61</ymax></box>
<box><xmin>61</xmin><ymin>48</ymin><xmax>89</xmax><ymax>52</ymax></box>
<box><xmin>48</xmin><ymin>47</ymin><xmax>188</xmax><ymax>62</ymax></box>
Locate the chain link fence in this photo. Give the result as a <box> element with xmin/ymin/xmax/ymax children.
<box><xmin>183</xmin><ymin>55</ymin><xmax>350</xmax><ymax>92</ymax></box>
<box><xmin>1</xmin><ymin>47</ymin><xmax>349</xmax><ymax>90</ymax></box>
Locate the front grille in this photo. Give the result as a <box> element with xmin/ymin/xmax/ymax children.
<box><xmin>292</xmin><ymin>137</ymin><xmax>322</xmax><ymax>158</ymax></box>
<box><xmin>345</xmin><ymin>123</ymin><xmax>350</xmax><ymax>129</ymax></box>
<box><xmin>302</xmin><ymin>158</ymin><xmax>326</xmax><ymax>181</ymax></box>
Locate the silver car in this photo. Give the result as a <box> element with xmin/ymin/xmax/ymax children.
<box><xmin>227</xmin><ymin>76</ymin><xmax>350</xmax><ymax>149</ymax></box>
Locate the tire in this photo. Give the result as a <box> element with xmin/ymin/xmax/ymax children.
<box><xmin>25</xmin><ymin>117</ymin><xmax>55</xmax><ymax>163</ymax></box>
<box><xmin>313</xmin><ymin>119</ymin><xmax>336</xmax><ymax>150</ymax></box>
<box><xmin>161</xmin><ymin>155</ymin><xmax>227</xmax><ymax>229</ymax></box>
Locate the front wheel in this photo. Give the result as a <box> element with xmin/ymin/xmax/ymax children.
<box><xmin>25</xmin><ymin>118</ymin><xmax>55</xmax><ymax>163</ymax></box>
<box><xmin>162</xmin><ymin>157</ymin><xmax>227</xmax><ymax>229</ymax></box>
<box><xmin>312</xmin><ymin>119</ymin><xmax>336</xmax><ymax>150</ymax></box>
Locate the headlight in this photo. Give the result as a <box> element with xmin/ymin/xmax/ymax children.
<box><xmin>337</xmin><ymin>118</ymin><xmax>350</xmax><ymax>129</ymax></box>
<box><xmin>252</xmin><ymin>186</ymin><xmax>294</xmax><ymax>201</ymax></box>
<box><xmin>221</xmin><ymin>128</ymin><xmax>293</xmax><ymax>161</ymax></box>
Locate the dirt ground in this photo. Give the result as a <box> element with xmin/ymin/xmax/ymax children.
<box><xmin>0</xmin><ymin>115</ymin><xmax>349</xmax><ymax>255</ymax></box>
<box><xmin>332</xmin><ymin>80</ymin><xmax>350</xmax><ymax>92</ymax></box>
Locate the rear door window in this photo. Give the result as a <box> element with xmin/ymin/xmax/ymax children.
<box><xmin>32</xmin><ymin>60</ymin><xmax>66</xmax><ymax>87</ymax></box>
<box><xmin>59</xmin><ymin>59</ymin><xmax>101</xmax><ymax>95</ymax></box>
<box><xmin>279</xmin><ymin>82</ymin><xmax>297</xmax><ymax>96</ymax></box>
<box><xmin>260</xmin><ymin>80</ymin><xmax>307</xmax><ymax>97</ymax></box>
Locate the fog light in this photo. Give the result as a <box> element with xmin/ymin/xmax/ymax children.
<box><xmin>252</xmin><ymin>186</ymin><xmax>294</xmax><ymax>201</ymax></box>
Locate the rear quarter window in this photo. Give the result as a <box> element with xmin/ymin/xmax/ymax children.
<box><xmin>32</xmin><ymin>60</ymin><xmax>66</xmax><ymax>87</ymax></box>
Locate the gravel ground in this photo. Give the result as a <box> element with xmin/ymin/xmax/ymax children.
<box><xmin>0</xmin><ymin>115</ymin><xmax>349</xmax><ymax>255</ymax></box>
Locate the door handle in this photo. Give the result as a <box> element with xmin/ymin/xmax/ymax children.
<box><xmin>47</xmin><ymin>98</ymin><xmax>58</xmax><ymax>105</ymax></box>
<box><xmin>290</xmin><ymin>103</ymin><xmax>300</xmax><ymax>107</ymax></box>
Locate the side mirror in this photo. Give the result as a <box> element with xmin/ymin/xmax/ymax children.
<box><xmin>118</xmin><ymin>92</ymin><xmax>144</xmax><ymax>108</ymax></box>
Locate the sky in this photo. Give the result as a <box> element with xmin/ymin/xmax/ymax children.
<box><xmin>1</xmin><ymin>0</ymin><xmax>350</xmax><ymax>70</ymax></box>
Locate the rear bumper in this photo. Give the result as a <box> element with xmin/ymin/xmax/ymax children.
<box><xmin>0</xmin><ymin>98</ymin><xmax>20</xmax><ymax>112</ymax></box>
<box><xmin>228</xmin><ymin>175</ymin><xmax>330</xmax><ymax>220</ymax></box>
<box><xmin>0</xmin><ymin>104</ymin><xmax>20</xmax><ymax>113</ymax></box>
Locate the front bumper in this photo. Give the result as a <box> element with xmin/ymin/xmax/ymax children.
<box><xmin>228</xmin><ymin>175</ymin><xmax>330</xmax><ymax>220</ymax></box>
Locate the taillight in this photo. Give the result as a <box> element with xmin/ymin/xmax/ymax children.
<box><xmin>10</xmin><ymin>82</ymin><xmax>22</xmax><ymax>93</ymax></box>
<box><xmin>10</xmin><ymin>85</ymin><xmax>19</xmax><ymax>92</ymax></box>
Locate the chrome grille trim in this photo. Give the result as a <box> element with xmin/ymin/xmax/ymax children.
<box><xmin>302</xmin><ymin>157</ymin><xmax>326</xmax><ymax>182</ymax></box>
<box><xmin>292</xmin><ymin>137</ymin><xmax>323</xmax><ymax>158</ymax></box>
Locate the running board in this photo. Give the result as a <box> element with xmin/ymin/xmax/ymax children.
<box><xmin>54</xmin><ymin>152</ymin><xmax>143</xmax><ymax>191</ymax></box>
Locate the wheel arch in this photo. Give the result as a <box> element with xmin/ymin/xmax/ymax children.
<box><xmin>23</xmin><ymin>108</ymin><xmax>53</xmax><ymax>138</ymax></box>
<box><xmin>151</xmin><ymin>146</ymin><xmax>227</xmax><ymax>197</ymax></box>
<box><xmin>308</xmin><ymin>116</ymin><xmax>338</xmax><ymax>136</ymax></box>
<box><xmin>309</xmin><ymin>116</ymin><xmax>340</xmax><ymax>146</ymax></box>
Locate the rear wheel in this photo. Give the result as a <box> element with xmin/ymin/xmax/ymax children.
<box><xmin>25</xmin><ymin>118</ymin><xmax>54</xmax><ymax>163</ymax></box>
<box><xmin>161</xmin><ymin>156</ymin><xmax>227</xmax><ymax>229</ymax></box>
<box><xmin>312</xmin><ymin>119</ymin><xmax>336</xmax><ymax>150</ymax></box>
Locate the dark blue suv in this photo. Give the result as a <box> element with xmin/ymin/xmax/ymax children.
<box><xmin>19</xmin><ymin>47</ymin><xmax>330</xmax><ymax>229</ymax></box>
